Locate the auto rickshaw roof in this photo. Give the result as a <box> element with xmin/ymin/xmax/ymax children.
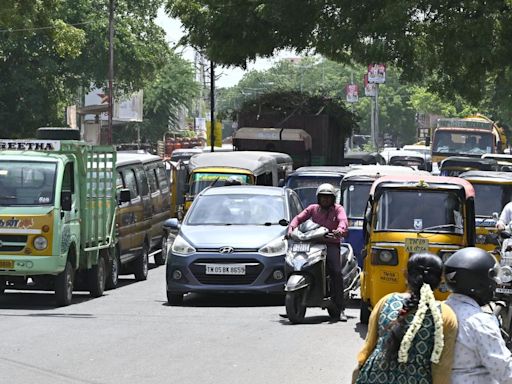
<box><xmin>342</xmin><ymin>165</ymin><xmax>424</xmax><ymax>183</ymax></box>
<box><xmin>369</xmin><ymin>174</ymin><xmax>475</xmax><ymax>197</ymax></box>
<box><xmin>459</xmin><ymin>170</ymin><xmax>512</xmax><ymax>183</ymax></box>
<box><xmin>188</xmin><ymin>151</ymin><xmax>278</xmax><ymax>173</ymax></box>
<box><xmin>290</xmin><ymin>165</ymin><xmax>352</xmax><ymax>177</ymax></box>
<box><xmin>341</xmin><ymin>151</ymin><xmax>385</xmax><ymax>165</ymax></box>
<box><xmin>440</xmin><ymin>156</ymin><xmax>498</xmax><ymax>170</ymax></box>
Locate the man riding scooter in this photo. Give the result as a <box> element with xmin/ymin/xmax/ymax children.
<box><xmin>287</xmin><ymin>183</ymin><xmax>349</xmax><ymax>321</ymax></box>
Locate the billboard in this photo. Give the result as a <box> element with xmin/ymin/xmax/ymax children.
<box><xmin>345</xmin><ymin>84</ymin><xmax>359</xmax><ymax>103</ymax></box>
<box><xmin>364</xmin><ymin>74</ymin><xmax>377</xmax><ymax>97</ymax></box>
<box><xmin>367</xmin><ymin>63</ymin><xmax>386</xmax><ymax>84</ymax></box>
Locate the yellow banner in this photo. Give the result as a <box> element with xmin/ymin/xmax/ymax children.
<box><xmin>206</xmin><ymin>121</ymin><xmax>223</xmax><ymax>147</ymax></box>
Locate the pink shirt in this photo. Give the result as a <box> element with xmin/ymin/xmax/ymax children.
<box><xmin>288</xmin><ymin>204</ymin><xmax>348</xmax><ymax>243</ymax></box>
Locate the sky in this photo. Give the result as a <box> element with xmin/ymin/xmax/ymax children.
<box><xmin>154</xmin><ymin>9</ymin><xmax>294</xmax><ymax>88</ymax></box>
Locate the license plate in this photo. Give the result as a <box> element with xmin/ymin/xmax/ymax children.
<box><xmin>205</xmin><ymin>264</ymin><xmax>246</xmax><ymax>275</ymax></box>
<box><xmin>405</xmin><ymin>238</ymin><xmax>429</xmax><ymax>253</ymax></box>
<box><xmin>292</xmin><ymin>243</ymin><xmax>310</xmax><ymax>252</ymax></box>
<box><xmin>496</xmin><ymin>287</ymin><xmax>512</xmax><ymax>294</ymax></box>
<box><xmin>0</xmin><ymin>260</ymin><xmax>14</xmax><ymax>269</ymax></box>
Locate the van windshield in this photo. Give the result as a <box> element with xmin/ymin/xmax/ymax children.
<box><xmin>0</xmin><ymin>161</ymin><xmax>57</xmax><ymax>206</ymax></box>
<box><xmin>433</xmin><ymin>131</ymin><xmax>494</xmax><ymax>155</ymax></box>
<box><xmin>190</xmin><ymin>172</ymin><xmax>251</xmax><ymax>195</ymax></box>
<box><xmin>374</xmin><ymin>189</ymin><xmax>463</xmax><ymax>234</ymax></box>
<box><xmin>342</xmin><ymin>182</ymin><xmax>372</xmax><ymax>219</ymax></box>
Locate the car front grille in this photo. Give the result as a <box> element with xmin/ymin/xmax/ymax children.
<box><xmin>190</xmin><ymin>258</ymin><xmax>263</xmax><ymax>285</ymax></box>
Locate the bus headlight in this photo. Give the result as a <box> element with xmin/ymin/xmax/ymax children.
<box><xmin>33</xmin><ymin>236</ymin><xmax>48</xmax><ymax>250</ymax></box>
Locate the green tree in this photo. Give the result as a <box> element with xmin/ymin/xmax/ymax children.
<box><xmin>0</xmin><ymin>0</ymin><xmax>170</xmax><ymax>137</ymax></box>
<box><xmin>167</xmin><ymin>0</ymin><xmax>512</xmax><ymax>123</ymax></box>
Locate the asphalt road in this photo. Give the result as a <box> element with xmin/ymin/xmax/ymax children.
<box><xmin>0</xmin><ymin>261</ymin><xmax>367</xmax><ymax>384</ymax></box>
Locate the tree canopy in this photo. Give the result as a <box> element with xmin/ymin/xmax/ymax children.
<box><xmin>166</xmin><ymin>0</ymin><xmax>512</xmax><ymax>114</ymax></box>
<box><xmin>0</xmin><ymin>1</ymin><xmax>172</xmax><ymax>137</ymax></box>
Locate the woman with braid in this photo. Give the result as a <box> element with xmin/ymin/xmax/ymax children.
<box><xmin>353</xmin><ymin>253</ymin><xmax>458</xmax><ymax>384</ymax></box>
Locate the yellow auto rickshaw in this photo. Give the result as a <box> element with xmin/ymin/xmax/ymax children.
<box><xmin>360</xmin><ymin>174</ymin><xmax>476</xmax><ymax>323</ymax></box>
<box><xmin>460</xmin><ymin>170</ymin><xmax>512</xmax><ymax>253</ymax></box>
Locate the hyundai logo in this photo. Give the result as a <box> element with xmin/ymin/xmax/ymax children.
<box><xmin>219</xmin><ymin>246</ymin><xmax>234</xmax><ymax>254</ymax></box>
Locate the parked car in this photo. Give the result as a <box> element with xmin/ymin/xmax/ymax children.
<box><xmin>110</xmin><ymin>152</ymin><xmax>171</xmax><ymax>288</ymax></box>
<box><xmin>164</xmin><ymin>185</ymin><xmax>303</xmax><ymax>305</ymax></box>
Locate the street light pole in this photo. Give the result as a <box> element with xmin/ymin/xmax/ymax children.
<box><xmin>107</xmin><ymin>0</ymin><xmax>114</xmax><ymax>145</ymax></box>
<box><xmin>210</xmin><ymin>61</ymin><xmax>215</xmax><ymax>152</ymax></box>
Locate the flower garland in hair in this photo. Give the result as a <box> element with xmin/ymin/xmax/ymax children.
<box><xmin>397</xmin><ymin>283</ymin><xmax>444</xmax><ymax>364</ymax></box>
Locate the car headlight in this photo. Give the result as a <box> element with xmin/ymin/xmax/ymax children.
<box><xmin>371</xmin><ymin>247</ymin><xmax>398</xmax><ymax>266</ymax></box>
<box><xmin>33</xmin><ymin>236</ymin><xmax>48</xmax><ymax>250</ymax></box>
<box><xmin>171</xmin><ymin>235</ymin><xmax>196</xmax><ymax>256</ymax></box>
<box><xmin>259</xmin><ymin>237</ymin><xmax>287</xmax><ymax>257</ymax></box>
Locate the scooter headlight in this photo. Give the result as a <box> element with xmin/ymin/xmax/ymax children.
<box><xmin>498</xmin><ymin>266</ymin><xmax>512</xmax><ymax>284</ymax></box>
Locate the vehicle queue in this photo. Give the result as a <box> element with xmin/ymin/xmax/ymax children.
<box><xmin>3</xmin><ymin>129</ymin><xmax>512</xmax><ymax>346</ymax></box>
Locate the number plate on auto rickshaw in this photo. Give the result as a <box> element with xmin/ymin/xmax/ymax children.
<box><xmin>405</xmin><ymin>238</ymin><xmax>429</xmax><ymax>253</ymax></box>
<box><xmin>292</xmin><ymin>243</ymin><xmax>310</xmax><ymax>252</ymax></box>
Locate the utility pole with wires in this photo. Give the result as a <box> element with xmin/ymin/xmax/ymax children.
<box><xmin>107</xmin><ymin>0</ymin><xmax>114</xmax><ymax>145</ymax></box>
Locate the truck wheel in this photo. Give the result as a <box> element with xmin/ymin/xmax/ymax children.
<box><xmin>167</xmin><ymin>291</ymin><xmax>183</xmax><ymax>306</ymax></box>
<box><xmin>360</xmin><ymin>300</ymin><xmax>371</xmax><ymax>324</ymax></box>
<box><xmin>88</xmin><ymin>256</ymin><xmax>106</xmax><ymax>298</ymax></box>
<box><xmin>134</xmin><ymin>243</ymin><xmax>149</xmax><ymax>281</ymax></box>
<box><xmin>154</xmin><ymin>235</ymin><xmax>168</xmax><ymax>266</ymax></box>
<box><xmin>106</xmin><ymin>249</ymin><xmax>120</xmax><ymax>290</ymax></box>
<box><xmin>285</xmin><ymin>291</ymin><xmax>306</xmax><ymax>324</ymax></box>
<box><xmin>55</xmin><ymin>262</ymin><xmax>74</xmax><ymax>306</ymax></box>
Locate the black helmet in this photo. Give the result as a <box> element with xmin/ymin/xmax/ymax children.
<box><xmin>444</xmin><ymin>247</ymin><xmax>499</xmax><ymax>305</ymax></box>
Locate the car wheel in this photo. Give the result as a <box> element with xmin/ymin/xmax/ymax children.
<box><xmin>55</xmin><ymin>261</ymin><xmax>74</xmax><ymax>307</ymax></box>
<box><xmin>167</xmin><ymin>291</ymin><xmax>184</xmax><ymax>306</ymax></box>
<box><xmin>134</xmin><ymin>243</ymin><xmax>149</xmax><ymax>281</ymax></box>
<box><xmin>360</xmin><ymin>300</ymin><xmax>371</xmax><ymax>324</ymax></box>
<box><xmin>88</xmin><ymin>256</ymin><xmax>106</xmax><ymax>298</ymax></box>
<box><xmin>285</xmin><ymin>291</ymin><xmax>306</xmax><ymax>324</ymax></box>
<box><xmin>154</xmin><ymin>235</ymin><xmax>168</xmax><ymax>266</ymax></box>
<box><xmin>106</xmin><ymin>249</ymin><xmax>120</xmax><ymax>290</ymax></box>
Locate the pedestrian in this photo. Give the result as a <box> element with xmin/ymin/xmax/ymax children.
<box><xmin>444</xmin><ymin>247</ymin><xmax>512</xmax><ymax>383</ymax></box>
<box><xmin>353</xmin><ymin>253</ymin><xmax>458</xmax><ymax>384</ymax></box>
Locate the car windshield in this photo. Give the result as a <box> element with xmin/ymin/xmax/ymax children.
<box><xmin>343</xmin><ymin>182</ymin><xmax>372</xmax><ymax>219</ymax></box>
<box><xmin>287</xmin><ymin>175</ymin><xmax>342</xmax><ymax>206</ymax></box>
<box><xmin>190</xmin><ymin>173</ymin><xmax>251</xmax><ymax>195</ymax></box>
<box><xmin>473</xmin><ymin>183</ymin><xmax>510</xmax><ymax>217</ymax></box>
<box><xmin>374</xmin><ymin>189</ymin><xmax>464</xmax><ymax>234</ymax></box>
<box><xmin>187</xmin><ymin>194</ymin><xmax>286</xmax><ymax>225</ymax></box>
<box><xmin>433</xmin><ymin>131</ymin><xmax>494</xmax><ymax>155</ymax></box>
<box><xmin>0</xmin><ymin>161</ymin><xmax>57</xmax><ymax>206</ymax></box>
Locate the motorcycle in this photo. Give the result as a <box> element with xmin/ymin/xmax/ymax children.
<box><xmin>284</xmin><ymin>220</ymin><xmax>360</xmax><ymax>324</ymax></box>
<box><xmin>490</xmin><ymin>226</ymin><xmax>512</xmax><ymax>349</ymax></box>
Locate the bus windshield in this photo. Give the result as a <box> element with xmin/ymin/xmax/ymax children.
<box><xmin>0</xmin><ymin>161</ymin><xmax>57</xmax><ymax>206</ymax></box>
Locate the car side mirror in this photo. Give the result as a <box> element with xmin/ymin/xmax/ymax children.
<box><xmin>501</xmin><ymin>231</ymin><xmax>512</xmax><ymax>239</ymax></box>
<box><xmin>164</xmin><ymin>218</ymin><xmax>181</xmax><ymax>231</ymax></box>
<box><xmin>493</xmin><ymin>212</ymin><xmax>499</xmax><ymax>220</ymax></box>
<box><xmin>118</xmin><ymin>188</ymin><xmax>131</xmax><ymax>204</ymax></box>
<box><xmin>61</xmin><ymin>190</ymin><xmax>72</xmax><ymax>211</ymax></box>
<box><xmin>278</xmin><ymin>178</ymin><xmax>285</xmax><ymax>187</ymax></box>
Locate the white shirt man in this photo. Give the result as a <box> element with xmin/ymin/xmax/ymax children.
<box><xmin>497</xmin><ymin>201</ymin><xmax>512</xmax><ymax>231</ymax></box>
<box><xmin>446</xmin><ymin>293</ymin><xmax>512</xmax><ymax>384</ymax></box>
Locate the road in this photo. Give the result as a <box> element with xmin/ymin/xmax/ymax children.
<box><xmin>0</xmin><ymin>262</ymin><xmax>366</xmax><ymax>384</ymax></box>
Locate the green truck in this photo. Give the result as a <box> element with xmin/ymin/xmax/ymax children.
<box><xmin>0</xmin><ymin>129</ymin><xmax>124</xmax><ymax>306</ymax></box>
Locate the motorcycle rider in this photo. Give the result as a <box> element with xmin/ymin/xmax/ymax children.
<box><xmin>444</xmin><ymin>247</ymin><xmax>512</xmax><ymax>384</ymax></box>
<box><xmin>287</xmin><ymin>183</ymin><xmax>349</xmax><ymax>321</ymax></box>
<box><xmin>496</xmin><ymin>200</ymin><xmax>512</xmax><ymax>231</ymax></box>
